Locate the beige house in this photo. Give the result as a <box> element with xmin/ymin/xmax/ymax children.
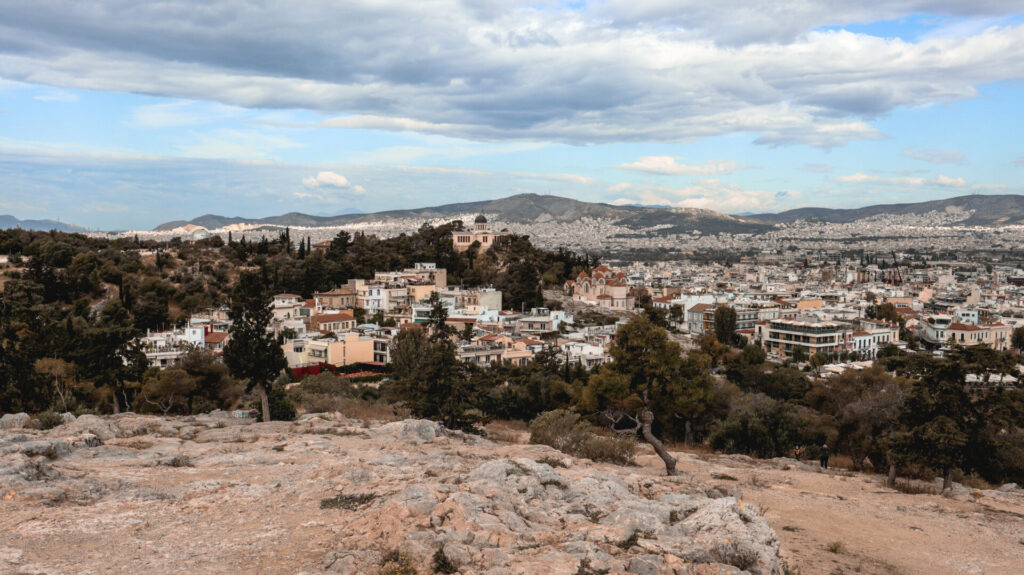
<box><xmin>453</xmin><ymin>215</ymin><xmax>503</xmax><ymax>253</ymax></box>
<box><xmin>309</xmin><ymin>310</ymin><xmax>356</xmax><ymax>333</ymax></box>
<box><xmin>305</xmin><ymin>332</ymin><xmax>375</xmax><ymax>366</ymax></box>
<box><xmin>314</xmin><ymin>288</ymin><xmax>357</xmax><ymax>309</ymax></box>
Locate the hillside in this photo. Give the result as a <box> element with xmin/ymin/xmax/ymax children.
<box><xmin>4</xmin><ymin>412</ymin><xmax>1022</xmax><ymax>574</ymax></box>
<box><xmin>754</xmin><ymin>194</ymin><xmax>1024</xmax><ymax>226</ymax></box>
<box><xmin>1</xmin><ymin>413</ymin><xmax>783</xmax><ymax>575</ymax></box>
<box><xmin>153</xmin><ymin>193</ymin><xmax>774</xmax><ymax>236</ymax></box>
<box><xmin>0</xmin><ymin>215</ymin><xmax>85</xmax><ymax>233</ymax></box>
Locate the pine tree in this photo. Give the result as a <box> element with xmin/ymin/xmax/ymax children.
<box><xmin>223</xmin><ymin>271</ymin><xmax>286</xmax><ymax>422</ymax></box>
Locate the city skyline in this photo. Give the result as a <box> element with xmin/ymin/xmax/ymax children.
<box><xmin>1</xmin><ymin>1</ymin><xmax>1023</xmax><ymax>229</ymax></box>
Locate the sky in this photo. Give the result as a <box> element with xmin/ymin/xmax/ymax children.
<box><xmin>0</xmin><ymin>1</ymin><xmax>1023</xmax><ymax>230</ymax></box>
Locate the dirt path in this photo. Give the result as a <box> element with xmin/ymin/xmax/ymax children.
<box><xmin>636</xmin><ymin>449</ymin><xmax>1024</xmax><ymax>575</ymax></box>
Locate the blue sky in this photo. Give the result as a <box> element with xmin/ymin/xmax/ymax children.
<box><xmin>0</xmin><ymin>1</ymin><xmax>1022</xmax><ymax>230</ymax></box>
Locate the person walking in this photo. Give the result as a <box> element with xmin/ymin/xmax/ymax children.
<box><xmin>820</xmin><ymin>443</ymin><xmax>830</xmax><ymax>469</ymax></box>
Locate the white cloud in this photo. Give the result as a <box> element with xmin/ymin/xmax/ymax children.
<box><xmin>33</xmin><ymin>90</ymin><xmax>78</xmax><ymax>103</ymax></box>
<box><xmin>836</xmin><ymin>172</ymin><xmax>984</xmax><ymax>189</ymax></box>
<box><xmin>299</xmin><ymin>170</ymin><xmax>366</xmax><ymax>198</ymax></box>
<box><xmin>902</xmin><ymin>147</ymin><xmax>966</xmax><ymax>164</ymax></box>
<box><xmin>303</xmin><ymin>171</ymin><xmax>350</xmax><ymax>188</ymax></box>
<box><xmin>301</xmin><ymin>171</ymin><xmax>364</xmax><ymax>194</ymax></box>
<box><xmin>508</xmin><ymin>172</ymin><xmax>594</xmax><ymax>184</ymax></box>
<box><xmin>130</xmin><ymin>100</ymin><xmax>246</xmax><ymax>128</ymax></box>
<box><xmin>176</xmin><ymin>129</ymin><xmax>300</xmax><ymax>160</ymax></box>
<box><xmin>617</xmin><ymin>156</ymin><xmax>752</xmax><ymax>175</ymax></box>
<box><xmin>0</xmin><ymin>2</ymin><xmax>1021</xmax><ymax>147</ymax></box>
<box><xmin>605</xmin><ymin>180</ymin><xmax>781</xmax><ymax>213</ymax></box>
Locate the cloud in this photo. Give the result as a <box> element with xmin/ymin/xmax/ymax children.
<box><xmin>617</xmin><ymin>156</ymin><xmax>752</xmax><ymax>175</ymax></box>
<box><xmin>902</xmin><ymin>146</ymin><xmax>966</xmax><ymax>164</ymax></box>
<box><xmin>509</xmin><ymin>172</ymin><xmax>594</xmax><ymax>184</ymax></box>
<box><xmin>1013</xmin><ymin>157</ymin><xmax>1024</xmax><ymax>166</ymax></box>
<box><xmin>800</xmin><ymin>163</ymin><xmax>833</xmax><ymax>173</ymax></box>
<box><xmin>605</xmin><ymin>180</ymin><xmax>781</xmax><ymax>213</ymax></box>
<box><xmin>303</xmin><ymin>171</ymin><xmax>350</xmax><ymax>188</ymax></box>
<box><xmin>129</xmin><ymin>100</ymin><xmax>245</xmax><ymax>128</ymax></box>
<box><xmin>300</xmin><ymin>171</ymin><xmax>365</xmax><ymax>196</ymax></box>
<box><xmin>836</xmin><ymin>172</ymin><xmax>986</xmax><ymax>189</ymax></box>
<box><xmin>33</xmin><ymin>90</ymin><xmax>78</xmax><ymax>102</ymax></box>
<box><xmin>175</xmin><ymin>129</ymin><xmax>301</xmax><ymax>160</ymax></box>
<box><xmin>0</xmin><ymin>2</ymin><xmax>1021</xmax><ymax>147</ymax></box>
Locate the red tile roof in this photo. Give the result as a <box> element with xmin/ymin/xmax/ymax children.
<box><xmin>205</xmin><ymin>331</ymin><xmax>229</xmax><ymax>344</ymax></box>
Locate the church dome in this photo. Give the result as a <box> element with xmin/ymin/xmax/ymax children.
<box><xmin>474</xmin><ymin>215</ymin><xmax>487</xmax><ymax>224</ymax></box>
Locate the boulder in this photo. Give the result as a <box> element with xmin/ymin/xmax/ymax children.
<box><xmin>56</xmin><ymin>414</ymin><xmax>116</xmax><ymax>440</ymax></box>
<box><xmin>375</xmin><ymin>419</ymin><xmax>445</xmax><ymax>444</ymax></box>
<box><xmin>395</xmin><ymin>485</ymin><xmax>439</xmax><ymax>515</ymax></box>
<box><xmin>0</xmin><ymin>413</ymin><xmax>30</xmax><ymax>430</ymax></box>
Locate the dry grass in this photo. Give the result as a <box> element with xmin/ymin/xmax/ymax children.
<box><xmin>339</xmin><ymin>402</ymin><xmax>409</xmax><ymax>423</ymax></box>
<box><xmin>485</xmin><ymin>421</ymin><xmax>527</xmax><ymax>444</ymax></box>
<box><xmin>891</xmin><ymin>478</ymin><xmax>940</xmax><ymax>496</ymax></box>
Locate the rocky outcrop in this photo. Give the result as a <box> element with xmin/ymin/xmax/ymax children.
<box><xmin>0</xmin><ymin>412</ymin><xmax>30</xmax><ymax>430</ymax></box>
<box><xmin>0</xmin><ymin>414</ymin><xmax>783</xmax><ymax>574</ymax></box>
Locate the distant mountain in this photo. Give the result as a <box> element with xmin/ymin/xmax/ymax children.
<box><xmin>0</xmin><ymin>215</ymin><xmax>86</xmax><ymax>233</ymax></box>
<box><xmin>753</xmin><ymin>194</ymin><xmax>1024</xmax><ymax>226</ymax></box>
<box><xmin>154</xmin><ymin>194</ymin><xmax>772</xmax><ymax>236</ymax></box>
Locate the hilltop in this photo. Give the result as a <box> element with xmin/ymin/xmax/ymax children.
<box><xmin>3</xmin><ymin>412</ymin><xmax>1022</xmax><ymax>574</ymax></box>
<box><xmin>0</xmin><ymin>215</ymin><xmax>86</xmax><ymax>234</ymax></box>
<box><xmin>753</xmin><ymin>194</ymin><xmax>1024</xmax><ymax>226</ymax></box>
<box><xmin>1</xmin><ymin>413</ymin><xmax>783</xmax><ymax>575</ymax></box>
<box><xmin>152</xmin><ymin>193</ymin><xmax>774</xmax><ymax>236</ymax></box>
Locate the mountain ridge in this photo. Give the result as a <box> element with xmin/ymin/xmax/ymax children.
<box><xmin>752</xmin><ymin>194</ymin><xmax>1024</xmax><ymax>226</ymax></box>
<box><xmin>151</xmin><ymin>193</ymin><xmax>773</xmax><ymax>236</ymax></box>
<box><xmin>0</xmin><ymin>215</ymin><xmax>86</xmax><ymax>233</ymax></box>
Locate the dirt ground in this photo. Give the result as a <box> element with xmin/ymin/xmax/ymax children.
<box><xmin>639</xmin><ymin>448</ymin><xmax>1024</xmax><ymax>575</ymax></box>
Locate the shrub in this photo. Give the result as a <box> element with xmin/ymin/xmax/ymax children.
<box><xmin>537</xmin><ymin>456</ymin><xmax>567</xmax><ymax>468</ymax></box>
<box><xmin>34</xmin><ymin>411</ymin><xmax>64</xmax><ymax>430</ymax></box>
<box><xmin>320</xmin><ymin>492</ymin><xmax>376</xmax><ymax>510</ymax></box>
<box><xmin>253</xmin><ymin>386</ymin><xmax>297</xmax><ymax>422</ymax></box>
<box><xmin>379</xmin><ymin>550</ymin><xmax>416</xmax><ymax>575</ymax></box>
<box><xmin>892</xmin><ymin>478</ymin><xmax>939</xmax><ymax>495</ymax></box>
<box><xmin>529</xmin><ymin>410</ymin><xmax>636</xmax><ymax>465</ymax></box>
<box><xmin>710</xmin><ymin>541</ymin><xmax>758</xmax><ymax>570</ymax></box>
<box><xmin>432</xmin><ymin>546</ymin><xmax>458</xmax><ymax>574</ymax></box>
<box><xmin>163</xmin><ymin>455</ymin><xmax>193</xmax><ymax>467</ymax></box>
<box><xmin>826</xmin><ymin>541</ymin><xmax>844</xmax><ymax>554</ymax></box>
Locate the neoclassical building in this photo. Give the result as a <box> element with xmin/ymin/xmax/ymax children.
<box><xmin>453</xmin><ymin>215</ymin><xmax>503</xmax><ymax>252</ymax></box>
<box><xmin>563</xmin><ymin>265</ymin><xmax>635</xmax><ymax>310</ymax></box>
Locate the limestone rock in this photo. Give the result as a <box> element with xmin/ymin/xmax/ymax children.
<box><xmin>375</xmin><ymin>419</ymin><xmax>445</xmax><ymax>444</ymax></box>
<box><xmin>0</xmin><ymin>413</ymin><xmax>30</xmax><ymax>430</ymax></box>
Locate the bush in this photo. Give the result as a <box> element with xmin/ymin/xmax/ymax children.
<box><xmin>709</xmin><ymin>395</ymin><xmax>798</xmax><ymax>458</ymax></box>
<box><xmin>379</xmin><ymin>550</ymin><xmax>416</xmax><ymax>575</ymax></box>
<box><xmin>529</xmin><ymin>410</ymin><xmax>636</xmax><ymax>465</ymax></box>
<box><xmin>253</xmin><ymin>386</ymin><xmax>297</xmax><ymax>422</ymax></box>
<box><xmin>320</xmin><ymin>492</ymin><xmax>376</xmax><ymax>510</ymax></box>
<box><xmin>34</xmin><ymin>411</ymin><xmax>64</xmax><ymax>430</ymax></box>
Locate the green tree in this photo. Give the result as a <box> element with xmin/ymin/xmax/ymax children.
<box><xmin>388</xmin><ymin>326</ymin><xmax>482</xmax><ymax>430</ymax></box>
<box><xmin>223</xmin><ymin>271</ymin><xmax>286</xmax><ymax>422</ymax></box>
<box><xmin>713</xmin><ymin>306</ymin><xmax>738</xmax><ymax>346</ymax></box>
<box><xmin>1012</xmin><ymin>326</ymin><xmax>1024</xmax><ymax>352</ymax></box>
<box><xmin>579</xmin><ymin>315</ymin><xmax>710</xmax><ymax>475</ymax></box>
<box><xmin>895</xmin><ymin>361</ymin><xmax>972</xmax><ymax>492</ymax></box>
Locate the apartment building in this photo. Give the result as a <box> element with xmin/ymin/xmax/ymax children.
<box><xmin>758</xmin><ymin>318</ymin><xmax>853</xmax><ymax>358</ymax></box>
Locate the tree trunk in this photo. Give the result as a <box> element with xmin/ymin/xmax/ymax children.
<box><xmin>258</xmin><ymin>385</ymin><xmax>271</xmax><ymax>422</ymax></box>
<box><xmin>887</xmin><ymin>461</ymin><xmax>897</xmax><ymax>488</ymax></box>
<box><xmin>112</xmin><ymin>388</ymin><xmax>120</xmax><ymax>414</ymax></box>
<box><xmin>942</xmin><ymin>467</ymin><xmax>953</xmax><ymax>493</ymax></box>
<box><xmin>640</xmin><ymin>409</ymin><xmax>677</xmax><ymax>476</ymax></box>
<box><xmin>684</xmin><ymin>420</ymin><xmax>694</xmax><ymax>447</ymax></box>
